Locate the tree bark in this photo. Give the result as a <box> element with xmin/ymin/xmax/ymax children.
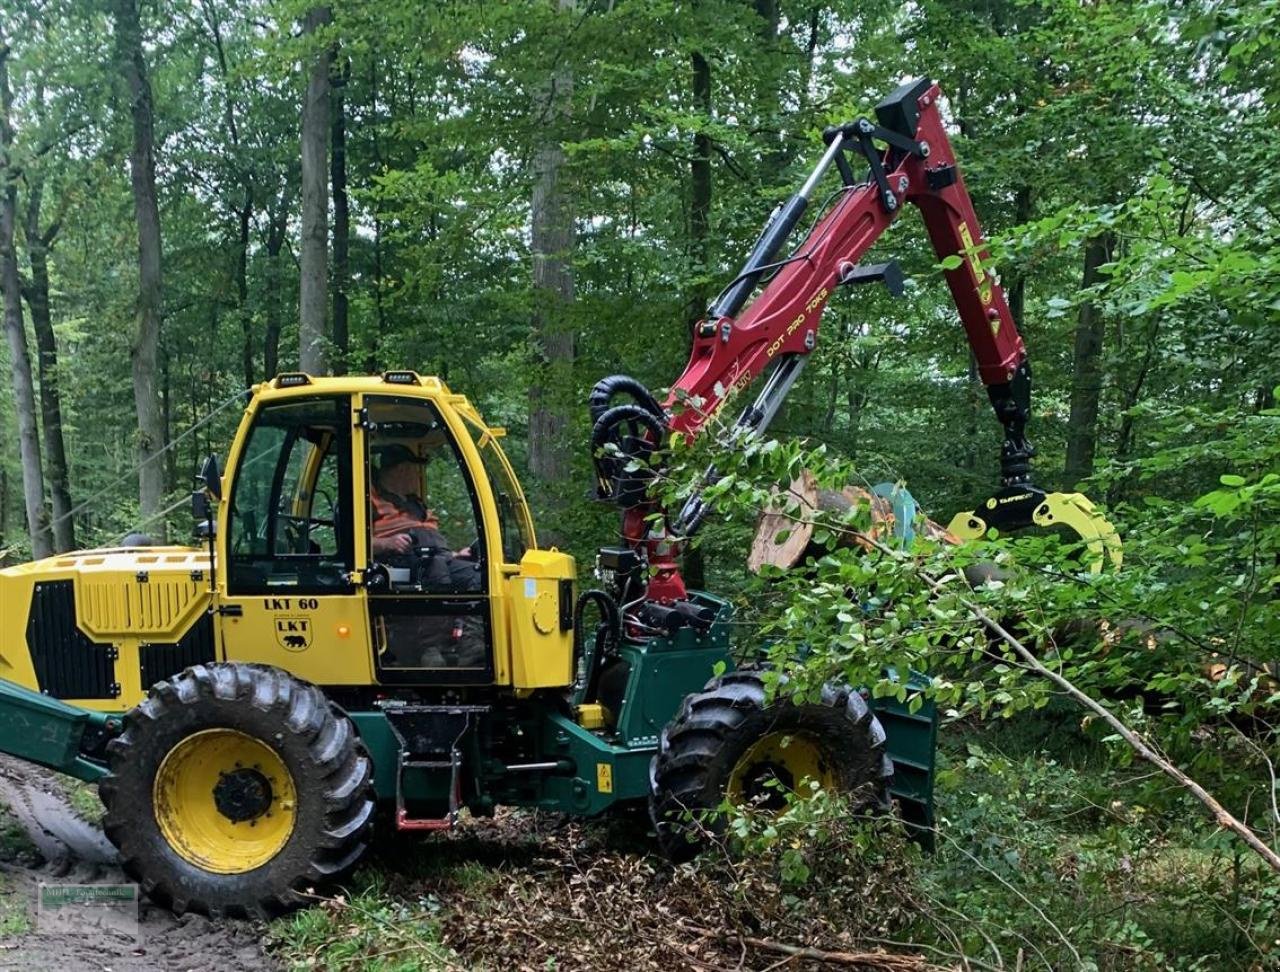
<box><xmin>752</xmin><ymin>0</ymin><xmax>790</xmax><ymax>179</ymax></box>
<box><xmin>113</xmin><ymin>0</ymin><xmax>166</xmax><ymax>538</ymax></box>
<box><xmin>0</xmin><ymin>468</ymin><xmax>8</xmax><ymax>553</ymax></box>
<box><xmin>236</xmin><ymin>188</ymin><xmax>253</xmax><ymax>387</ymax></box>
<box><xmin>330</xmin><ymin>53</ymin><xmax>349</xmax><ymax>375</ymax></box>
<box><xmin>366</xmin><ymin>53</ymin><xmax>386</xmax><ymax>372</ymax></box>
<box><xmin>299</xmin><ymin>6</ymin><xmax>331</xmax><ymax>376</ymax></box>
<box><xmin>1063</xmin><ymin>233</ymin><xmax>1111</xmax><ymax>487</ymax></box>
<box><xmin>22</xmin><ymin>181</ymin><xmax>74</xmax><ymax>551</ymax></box>
<box><xmin>681</xmin><ymin>46</ymin><xmax>714</xmax><ymax>591</ymax></box>
<box><xmin>0</xmin><ymin>39</ymin><xmax>52</xmax><ymax>559</ymax></box>
<box><xmin>264</xmin><ymin>182</ymin><xmax>291</xmax><ymax>378</ymax></box>
<box><xmin>1006</xmin><ymin>184</ymin><xmax>1032</xmax><ymax>330</ymax></box>
<box><xmin>527</xmin><ymin>0</ymin><xmax>575</xmax><ymax>484</ymax></box>
<box><xmin>200</xmin><ymin>0</ymin><xmax>254</xmax><ymax>389</ymax></box>
<box><xmin>687</xmin><ymin>49</ymin><xmax>712</xmax><ymax>331</ymax></box>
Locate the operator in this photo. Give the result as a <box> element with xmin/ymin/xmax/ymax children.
<box><xmin>369</xmin><ymin>443</ymin><xmax>442</xmax><ymax>558</ymax></box>
<box><xmin>368</xmin><ymin>442</ymin><xmax>483</xmax><ymax>669</ymax></box>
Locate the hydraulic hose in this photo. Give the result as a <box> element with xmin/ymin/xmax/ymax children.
<box><xmin>590</xmin><ymin>403</ymin><xmax>667</xmax><ymax>506</ymax></box>
<box><xmin>573</xmin><ymin>589</ymin><xmax>621</xmax><ymax>703</ymax></box>
<box><xmin>588</xmin><ymin>375</ymin><xmax>664</xmax><ymax>425</ymax></box>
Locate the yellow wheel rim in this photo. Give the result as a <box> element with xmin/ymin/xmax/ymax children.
<box><xmin>153</xmin><ymin>729</ymin><xmax>297</xmax><ymax>874</ymax></box>
<box><xmin>727</xmin><ymin>731</ymin><xmax>836</xmax><ymax>808</ymax></box>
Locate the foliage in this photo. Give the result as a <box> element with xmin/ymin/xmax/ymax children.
<box><xmin>1</xmin><ymin>0</ymin><xmax>1279</xmax><ymax>966</ymax></box>
<box><xmin>924</xmin><ymin>715</ymin><xmax>1280</xmax><ymax>971</ymax></box>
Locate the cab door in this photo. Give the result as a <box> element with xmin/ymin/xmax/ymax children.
<box><xmin>356</xmin><ymin>393</ymin><xmax>496</xmax><ymax>686</ymax></box>
<box><xmin>217</xmin><ymin>393</ymin><xmax>375</xmax><ymax>685</ymax></box>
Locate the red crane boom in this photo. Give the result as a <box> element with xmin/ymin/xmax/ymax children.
<box><xmin>588</xmin><ymin>78</ymin><xmax>1117</xmax><ymax>615</ymax></box>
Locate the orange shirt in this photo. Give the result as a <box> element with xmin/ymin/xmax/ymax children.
<box><xmin>370</xmin><ymin>485</ymin><xmax>439</xmax><ymax>536</ymax></box>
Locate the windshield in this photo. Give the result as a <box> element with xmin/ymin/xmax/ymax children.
<box><xmin>461</xmin><ymin>415</ymin><xmax>535</xmax><ymax>564</ymax></box>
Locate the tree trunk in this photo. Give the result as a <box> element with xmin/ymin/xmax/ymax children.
<box><xmin>800</xmin><ymin>6</ymin><xmax>820</xmax><ymax>107</ymax></box>
<box><xmin>687</xmin><ymin>49</ymin><xmax>712</xmax><ymax>332</ymax></box>
<box><xmin>113</xmin><ymin>0</ymin><xmax>166</xmax><ymax>538</ymax></box>
<box><xmin>752</xmin><ymin>0</ymin><xmax>784</xmax><ymax>176</ymax></box>
<box><xmin>964</xmin><ymin>352</ymin><xmax>981</xmax><ymax>471</ymax></box>
<box><xmin>367</xmin><ymin>53</ymin><xmax>386</xmax><ymax>372</ymax></box>
<box><xmin>1107</xmin><ymin>314</ymin><xmax>1162</xmax><ymax>506</ymax></box>
<box><xmin>299</xmin><ymin>6</ymin><xmax>331</xmax><ymax>376</ymax></box>
<box><xmin>161</xmin><ymin>342</ymin><xmax>175</xmax><ymax>491</ymax></box>
<box><xmin>682</xmin><ymin>47</ymin><xmax>713</xmax><ymax>591</ymax></box>
<box><xmin>330</xmin><ymin>53</ymin><xmax>349</xmax><ymax>375</ymax></box>
<box><xmin>201</xmin><ymin>0</ymin><xmax>253</xmax><ymax>389</ymax></box>
<box><xmin>1063</xmin><ymin>233</ymin><xmax>1111</xmax><ymax>487</ymax></box>
<box><xmin>264</xmin><ymin>183</ymin><xmax>291</xmax><ymax>378</ymax></box>
<box><xmin>1006</xmin><ymin>184</ymin><xmax>1032</xmax><ymax>330</ymax></box>
<box><xmin>0</xmin><ymin>468</ymin><xmax>8</xmax><ymax>554</ymax></box>
<box><xmin>237</xmin><ymin>188</ymin><xmax>253</xmax><ymax>387</ymax></box>
<box><xmin>527</xmin><ymin>0</ymin><xmax>575</xmax><ymax>484</ymax></box>
<box><xmin>22</xmin><ymin>184</ymin><xmax>75</xmax><ymax>551</ymax></box>
<box><xmin>0</xmin><ymin>40</ymin><xmax>52</xmax><ymax>559</ymax></box>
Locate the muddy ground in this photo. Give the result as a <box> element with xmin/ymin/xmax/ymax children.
<box><xmin>0</xmin><ymin>754</ymin><xmax>277</xmax><ymax>972</ymax></box>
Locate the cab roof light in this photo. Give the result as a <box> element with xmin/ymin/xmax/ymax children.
<box><xmin>382</xmin><ymin>370</ymin><xmax>421</xmax><ymax>385</ymax></box>
<box><xmin>275</xmin><ymin>373</ymin><xmax>312</xmax><ymax>387</ymax></box>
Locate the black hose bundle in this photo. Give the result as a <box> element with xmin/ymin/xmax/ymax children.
<box><xmin>587</xmin><ymin>375</ymin><xmax>667</xmax><ymax>508</ymax></box>
<box><xmin>588</xmin><ymin>375</ymin><xmax>663</xmax><ymax>426</ymax></box>
<box><xmin>573</xmin><ymin>588</ymin><xmax>621</xmax><ymax>702</ymax></box>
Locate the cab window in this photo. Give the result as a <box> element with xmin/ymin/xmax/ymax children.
<box><xmin>365</xmin><ymin>396</ymin><xmax>490</xmax><ymax>679</ymax></box>
<box><xmin>365</xmin><ymin>397</ymin><xmax>484</xmax><ymax>582</ymax></box>
<box><xmin>227</xmin><ymin>397</ymin><xmax>353</xmax><ymax>593</ymax></box>
<box><xmin>463</xmin><ymin>417</ymin><xmax>535</xmax><ymax>564</ymax></box>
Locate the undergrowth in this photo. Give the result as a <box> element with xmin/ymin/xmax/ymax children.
<box><xmin>267</xmin><ymin>707</ymin><xmax>1280</xmax><ymax>971</ymax></box>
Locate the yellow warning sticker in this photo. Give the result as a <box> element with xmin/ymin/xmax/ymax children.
<box><xmin>957</xmin><ymin>222</ymin><xmax>983</xmax><ymax>286</ymax></box>
<box><xmin>596</xmin><ymin>762</ymin><xmax>613</xmax><ymax>794</ymax></box>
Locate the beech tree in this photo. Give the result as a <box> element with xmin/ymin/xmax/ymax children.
<box><xmin>111</xmin><ymin>0</ymin><xmax>166</xmax><ymax>537</ymax></box>
<box><xmin>298</xmin><ymin>5</ymin><xmax>331</xmax><ymax>376</ymax></box>
<box><xmin>0</xmin><ymin>32</ymin><xmax>51</xmax><ymax>558</ymax></box>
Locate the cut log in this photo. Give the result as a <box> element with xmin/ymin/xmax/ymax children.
<box><xmin>749</xmin><ymin>469</ymin><xmax>952</xmax><ymax>572</ymax></box>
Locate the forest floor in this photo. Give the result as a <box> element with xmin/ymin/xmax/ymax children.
<box><xmin>0</xmin><ymin>708</ymin><xmax>1275</xmax><ymax>972</ymax></box>
<box><xmin>0</xmin><ymin>754</ymin><xmax>273</xmax><ymax>972</ymax></box>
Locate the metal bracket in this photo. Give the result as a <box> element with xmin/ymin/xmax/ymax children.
<box><xmin>838</xmin><ymin>259</ymin><xmax>905</xmax><ymax>297</ymax></box>
<box><xmin>927</xmin><ymin>164</ymin><xmax>958</xmax><ymax>191</ymax></box>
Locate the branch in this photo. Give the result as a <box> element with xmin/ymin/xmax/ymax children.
<box><xmin>681</xmin><ymin>922</ymin><xmax>933</xmax><ymax>971</ymax></box>
<box><xmin>709</xmin><ymin>140</ymin><xmax>749</xmax><ymax>181</ymax></box>
<box><xmin>839</xmin><ymin>525</ymin><xmax>1280</xmax><ymax>875</ymax></box>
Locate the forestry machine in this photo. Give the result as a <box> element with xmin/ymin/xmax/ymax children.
<box><xmin>0</xmin><ymin>78</ymin><xmax>1116</xmax><ymax>917</ymax></box>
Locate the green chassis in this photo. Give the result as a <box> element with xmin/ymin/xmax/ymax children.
<box><xmin>0</xmin><ymin>593</ymin><xmax>936</xmax><ymax>833</ymax></box>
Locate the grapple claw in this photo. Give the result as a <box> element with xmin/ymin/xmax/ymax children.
<box><xmin>947</xmin><ymin>486</ymin><xmax>1122</xmax><ymax>572</ymax></box>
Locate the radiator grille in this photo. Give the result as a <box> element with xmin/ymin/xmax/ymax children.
<box><xmin>138</xmin><ymin>612</ymin><xmax>216</xmax><ymax>689</ymax></box>
<box><xmin>26</xmin><ymin>581</ymin><xmax>118</xmax><ymax>699</ymax></box>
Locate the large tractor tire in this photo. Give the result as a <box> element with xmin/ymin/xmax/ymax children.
<box><xmin>99</xmin><ymin>663</ymin><xmax>374</xmax><ymax>918</ymax></box>
<box><xmin>650</xmin><ymin>669</ymin><xmax>893</xmax><ymax>861</ymax></box>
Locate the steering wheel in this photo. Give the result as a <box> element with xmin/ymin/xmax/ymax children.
<box><xmin>279</xmin><ymin>510</ymin><xmax>337</xmax><ymax>554</ymax></box>
<box><xmin>280</xmin><ymin>488</ymin><xmax>339</xmax><ymax>547</ymax></box>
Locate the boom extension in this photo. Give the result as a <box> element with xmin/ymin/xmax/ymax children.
<box><xmin>589</xmin><ymin>77</ymin><xmax>1119</xmax><ymax>608</ymax></box>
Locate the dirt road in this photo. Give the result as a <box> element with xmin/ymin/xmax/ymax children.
<box><xmin>0</xmin><ymin>754</ymin><xmax>278</xmax><ymax>972</ymax></box>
